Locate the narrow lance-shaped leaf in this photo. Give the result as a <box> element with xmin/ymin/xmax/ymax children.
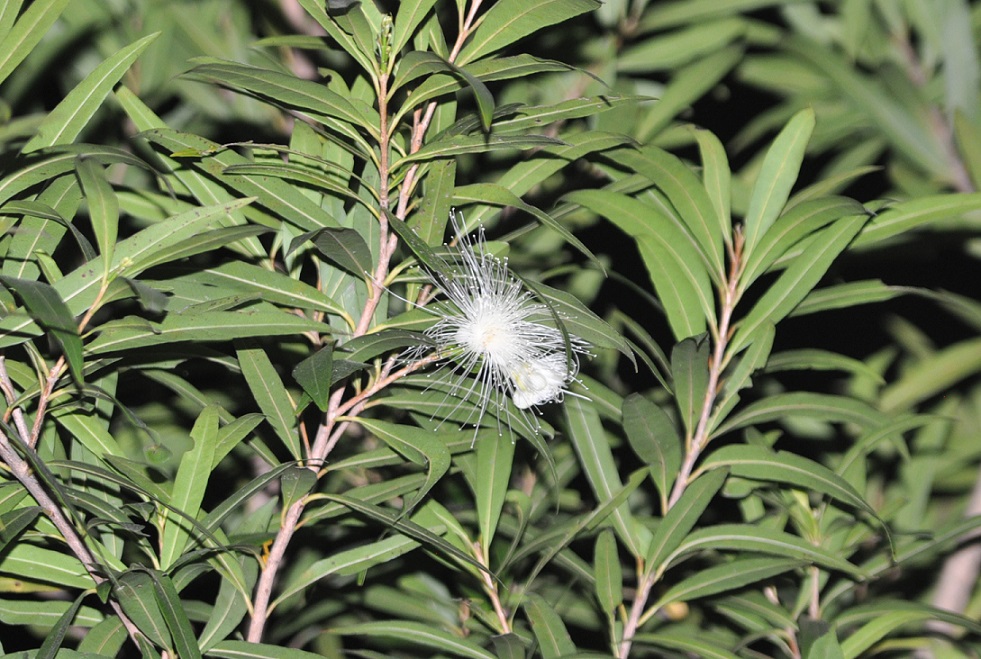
<box><xmin>292</xmin><ymin>344</ymin><xmax>334</xmax><ymax>412</ymax></box>
<box><xmin>622</xmin><ymin>393</ymin><xmax>681</xmax><ymax>510</ymax></box>
<box><xmin>672</xmin><ymin>335</ymin><xmax>710</xmax><ymax>437</ymax></box>
<box><xmin>0</xmin><ymin>0</ymin><xmax>70</xmax><ymax>87</ymax></box>
<box><xmin>565</xmin><ymin>396</ymin><xmax>652</xmax><ymax>558</ymax></box>
<box><xmin>75</xmin><ymin>157</ymin><xmax>118</xmax><ymax>274</ymax></box>
<box><xmin>0</xmin><ymin>276</ymin><xmax>83</xmax><ymax>384</ymax></box>
<box><xmin>731</xmin><ymin>214</ymin><xmax>868</xmax><ymax>354</ymax></box>
<box><xmin>150</xmin><ymin>571</ymin><xmax>202</xmax><ymax>659</ymax></box>
<box><xmin>594</xmin><ymin>529</ymin><xmax>622</xmax><ymax>614</ymax></box>
<box><xmin>457</xmin><ymin>0</ymin><xmax>601</xmax><ymax>65</ymax></box>
<box><xmin>474</xmin><ymin>429</ymin><xmax>515</xmax><ymax>553</ymax></box>
<box><xmin>159</xmin><ymin>405</ymin><xmax>219</xmax><ymax>569</ymax></box>
<box><xmin>523</xmin><ymin>593</ymin><xmax>576</xmax><ymax>658</ymax></box>
<box><xmin>567</xmin><ymin>189</ymin><xmax>714</xmax><ymax>341</ymax></box>
<box><xmin>646</xmin><ymin>469</ymin><xmax>728</xmax><ymax>572</ymax></box>
<box><xmin>237</xmin><ymin>346</ymin><xmax>302</xmax><ymax>460</ymax></box>
<box><xmin>742</xmin><ymin>108</ymin><xmax>816</xmax><ymax>255</ymax></box>
<box><xmin>23</xmin><ymin>33</ymin><xmax>159</xmax><ymax>153</ymax></box>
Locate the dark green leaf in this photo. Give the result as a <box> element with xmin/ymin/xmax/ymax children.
<box><xmin>672</xmin><ymin>335</ymin><xmax>710</xmax><ymax>437</ymax></box>
<box><xmin>150</xmin><ymin>571</ymin><xmax>202</xmax><ymax>659</ymax></box>
<box><xmin>622</xmin><ymin>394</ymin><xmax>681</xmax><ymax>508</ymax></box>
<box><xmin>36</xmin><ymin>591</ymin><xmax>87</xmax><ymax>659</ymax></box>
<box><xmin>115</xmin><ymin>570</ymin><xmax>170</xmax><ymax>648</ymax></box>
<box><xmin>523</xmin><ymin>593</ymin><xmax>576</xmax><ymax>658</ymax></box>
<box><xmin>594</xmin><ymin>529</ymin><xmax>622</xmax><ymax>614</ymax></box>
<box><xmin>307</xmin><ymin>227</ymin><xmax>374</xmax><ymax>278</ymax></box>
<box><xmin>646</xmin><ymin>469</ymin><xmax>727</xmax><ymax>571</ymax></box>
<box><xmin>292</xmin><ymin>344</ymin><xmax>334</xmax><ymax>412</ymax></box>
<box><xmin>0</xmin><ymin>275</ymin><xmax>83</xmax><ymax>383</ymax></box>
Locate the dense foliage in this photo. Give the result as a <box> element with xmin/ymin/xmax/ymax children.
<box><xmin>1</xmin><ymin>1</ymin><xmax>980</xmax><ymax>657</ymax></box>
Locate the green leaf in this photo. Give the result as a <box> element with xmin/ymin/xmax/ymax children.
<box><xmin>646</xmin><ymin>469</ymin><xmax>727</xmax><ymax>571</ymax></box>
<box><xmin>632</xmin><ymin>629</ymin><xmax>740</xmax><ymax>659</ymax></box>
<box><xmin>292</xmin><ymin>345</ymin><xmax>334</xmax><ymax>412</ymax></box>
<box><xmin>279</xmin><ymin>466</ymin><xmax>317</xmax><ymax>511</ymax></box>
<box><xmin>622</xmin><ymin>394</ymin><xmax>681</xmax><ymax>509</ymax></box>
<box><xmin>523</xmin><ymin>593</ymin><xmax>576</xmax><ymax>658</ymax></box>
<box><xmin>880</xmin><ymin>336</ymin><xmax>981</xmax><ymax>414</ymax></box>
<box><xmin>150</xmin><ymin>571</ymin><xmax>202</xmax><ymax>659</ymax></box>
<box><xmin>353</xmin><ymin>418</ymin><xmax>450</xmax><ymax>512</ymax></box>
<box><xmin>837</xmin><ymin>602</ymin><xmax>981</xmax><ymax>658</ymax></box>
<box><xmin>210</xmin><ymin>640</ymin><xmax>336</xmax><ymax>659</ymax></box>
<box><xmin>187</xmin><ymin>261</ymin><xmax>346</xmax><ymax>319</ymax></box>
<box><xmin>742</xmin><ymin>108</ymin><xmax>815</xmax><ymax>254</ymax></box>
<box><xmin>0</xmin><ymin>276</ymin><xmax>83</xmax><ymax>383</ymax></box>
<box><xmin>76</xmin><ymin>616</ymin><xmax>127</xmax><ymax>655</ymax></box>
<box><xmin>612</xmin><ymin>145</ymin><xmax>725</xmax><ymax>282</ymax></box>
<box><xmin>392</xmin><ymin>0</ymin><xmax>439</xmax><ymax>53</ymax></box>
<box><xmin>139</xmin><ymin>129</ymin><xmax>338</xmax><ymax>233</ymax></box>
<box><xmin>853</xmin><ymin>192</ymin><xmax>981</xmax><ymax>248</ymax></box>
<box><xmin>454</xmin><ymin>182</ymin><xmax>600</xmax><ymax>268</ymax></box>
<box><xmin>237</xmin><ymin>346</ymin><xmax>301</xmax><ymax>460</ymax></box>
<box><xmin>673</xmin><ymin>524</ymin><xmax>863</xmax><ymax>577</ymax></box>
<box><xmin>790</xmin><ymin>279</ymin><xmax>902</xmax><ymax>317</ymax></box>
<box><xmin>800</xmin><ymin>617</ymin><xmax>845</xmax><ymax>659</ymax></box>
<box><xmin>672</xmin><ymin>335</ymin><xmax>710</xmax><ymax>437</ymax></box>
<box><xmin>342</xmin><ymin>328</ymin><xmax>429</xmax><ymax>363</ymax></box>
<box><xmin>693</xmin><ymin>127</ymin><xmax>732</xmax><ymax>250</ymax></box>
<box><xmin>766</xmin><ymin>349</ymin><xmax>886</xmax><ymax>384</ymax></box>
<box><xmin>160</xmin><ymin>405</ymin><xmax>219</xmax><ymax>569</ymax></box>
<box><xmin>528</xmin><ymin>281</ymin><xmax>632</xmax><ymax>359</ymax></box>
<box><xmin>594</xmin><ymin>529</ymin><xmax>622</xmax><ymax>614</ymax></box>
<box><xmin>399</xmin><ymin>51</ymin><xmax>495</xmax><ymax>131</ymax></box>
<box><xmin>565</xmin><ymin>397</ymin><xmax>652</xmax><ymax>558</ymax></box>
<box><xmin>474</xmin><ymin>430</ymin><xmax>515</xmax><ymax>552</ymax></box>
<box><xmin>411</xmin><ymin>158</ymin><xmax>456</xmax><ymax>246</ymax></box>
<box><xmin>332</xmin><ymin>620</ymin><xmax>497</xmax><ymax>659</ymax></box>
<box><xmin>86</xmin><ymin>309</ymin><xmax>329</xmax><ymax>354</ymax></box>
<box><xmin>567</xmin><ymin>189</ymin><xmax>713</xmax><ymax>341</ymax></box>
<box><xmin>36</xmin><ymin>591</ymin><xmax>87</xmax><ymax>659</ymax></box>
<box><xmin>730</xmin><ymin>214</ymin><xmax>867</xmax><ymax>354</ymax></box>
<box><xmin>740</xmin><ymin>196</ymin><xmax>866</xmax><ymax>291</ymax></box>
<box><xmin>75</xmin><ymin>157</ymin><xmax>118</xmax><ymax>274</ymax></box>
<box><xmin>702</xmin><ymin>445</ymin><xmax>880</xmax><ymax>521</ymax></box>
<box><xmin>275</xmin><ymin>534</ymin><xmax>423</xmax><ymax>608</ymax></box>
<box><xmin>635</xmin><ymin>46</ymin><xmax>743</xmax><ymax>141</ymax></box>
<box><xmin>23</xmin><ymin>33</ymin><xmax>158</xmax><ymax>153</ymax></box>
<box><xmin>0</xmin><ymin>0</ymin><xmax>70</xmax><ymax>87</ymax></box>
<box><xmin>115</xmin><ymin>570</ymin><xmax>171</xmax><ymax>648</ymax></box>
<box><xmin>184</xmin><ymin>60</ymin><xmax>377</xmax><ymax>137</ymax></box>
<box><xmin>652</xmin><ymin>557</ymin><xmax>805</xmax><ymax>612</ymax></box>
<box><xmin>0</xmin><ymin>507</ymin><xmax>41</xmax><ymax>551</ymax></box>
<box><xmin>710</xmin><ymin>323</ymin><xmax>775</xmax><ymax>432</ymax></box>
<box><xmin>395</xmin><ymin>133</ymin><xmax>565</xmax><ymax>166</ymax></box>
<box><xmin>712</xmin><ymin>392</ymin><xmax>889</xmax><ymax>437</ymax></box>
<box><xmin>305</xmin><ymin>226</ymin><xmax>374</xmax><ymax>278</ymax></box>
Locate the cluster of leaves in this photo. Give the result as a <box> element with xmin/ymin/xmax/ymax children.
<box><xmin>0</xmin><ymin>0</ymin><xmax>979</xmax><ymax>658</ymax></box>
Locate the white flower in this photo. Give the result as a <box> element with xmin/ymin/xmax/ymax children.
<box><xmin>410</xmin><ymin>214</ymin><xmax>590</xmax><ymax>435</ymax></box>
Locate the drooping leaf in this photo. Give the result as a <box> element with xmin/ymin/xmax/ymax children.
<box><xmin>0</xmin><ymin>275</ymin><xmax>83</xmax><ymax>383</ymax></box>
